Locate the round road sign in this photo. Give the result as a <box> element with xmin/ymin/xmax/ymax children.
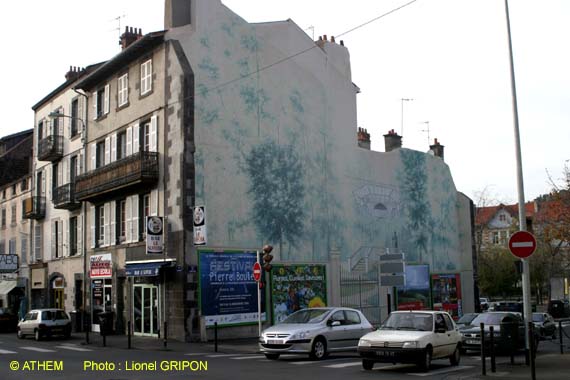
<box><xmin>508</xmin><ymin>231</ymin><xmax>537</xmax><ymax>259</ymax></box>
<box><xmin>253</xmin><ymin>262</ymin><xmax>262</xmax><ymax>282</ymax></box>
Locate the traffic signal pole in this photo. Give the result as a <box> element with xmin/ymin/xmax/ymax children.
<box><xmin>257</xmin><ymin>250</ymin><xmax>262</xmax><ymax>337</ymax></box>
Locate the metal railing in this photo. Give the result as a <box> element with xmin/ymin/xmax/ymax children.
<box><xmin>37</xmin><ymin>135</ymin><xmax>63</xmax><ymax>161</ymax></box>
<box><xmin>52</xmin><ymin>183</ymin><xmax>80</xmax><ymax>209</ymax></box>
<box><xmin>23</xmin><ymin>196</ymin><xmax>46</xmax><ymax>220</ymax></box>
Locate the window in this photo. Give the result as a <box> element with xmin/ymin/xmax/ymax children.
<box><xmin>96</xmin><ymin>141</ymin><xmax>105</xmax><ymax>168</ymax></box>
<box><xmin>1</xmin><ymin>208</ymin><xmax>6</xmax><ymax>228</ymax></box>
<box><xmin>70</xmin><ymin>155</ymin><xmax>78</xmax><ymax>183</ymax></box>
<box><xmin>140</xmin><ymin>193</ymin><xmax>151</xmax><ymax>241</ymax></box>
<box><xmin>345</xmin><ymin>310</ymin><xmax>361</xmax><ymax>325</ymax></box>
<box><xmin>21</xmin><ymin>178</ymin><xmax>28</xmax><ymax>191</ymax></box>
<box><xmin>142</xmin><ymin>121</ymin><xmax>151</xmax><ymax>151</ymax></box>
<box><xmin>38</xmin><ymin>121</ymin><xmax>44</xmax><ymax>141</ymax></box>
<box><xmin>11</xmin><ymin>205</ymin><xmax>16</xmax><ymax>225</ymax></box>
<box><xmin>8</xmin><ymin>239</ymin><xmax>16</xmax><ymax>255</ymax></box>
<box><xmin>117</xmin><ymin>131</ymin><xmax>127</xmax><ymax>160</ymax></box>
<box><xmin>70</xmin><ymin>98</ymin><xmax>79</xmax><ymax>137</ymax></box>
<box><xmin>140</xmin><ymin>59</ymin><xmax>152</xmax><ymax>95</ymax></box>
<box><xmin>499</xmin><ymin>214</ymin><xmax>506</xmax><ymax>222</ymax></box>
<box><xmin>118</xmin><ymin>199</ymin><xmax>127</xmax><ymax>243</ymax></box>
<box><xmin>52</xmin><ymin>113</ymin><xmax>59</xmax><ymax>136</ymax></box>
<box><xmin>0</xmin><ymin>241</ymin><xmax>5</xmax><ymax>255</ymax></box>
<box><xmin>492</xmin><ymin>231</ymin><xmax>500</xmax><ymax>245</ymax></box>
<box><xmin>12</xmin><ymin>184</ymin><xmax>16</xmax><ymax>196</ymax></box>
<box><xmin>499</xmin><ymin>230</ymin><xmax>508</xmax><ymax>245</ymax></box>
<box><xmin>69</xmin><ymin>216</ymin><xmax>78</xmax><ymax>256</ymax></box>
<box><xmin>21</xmin><ymin>237</ymin><xmax>27</xmax><ymax>264</ymax></box>
<box><xmin>34</xmin><ymin>224</ymin><xmax>42</xmax><ymax>261</ymax></box>
<box><xmin>94</xmin><ymin>84</ymin><xmax>110</xmax><ymax>119</ymax></box>
<box><xmin>52</xmin><ymin>162</ymin><xmax>59</xmax><ymax>191</ymax></box>
<box><xmin>1</xmin><ymin>190</ymin><xmax>5</xmax><ymax>199</ymax></box>
<box><xmin>21</xmin><ymin>200</ymin><xmax>26</xmax><ymax>221</ymax></box>
<box><xmin>97</xmin><ymin>205</ymin><xmax>105</xmax><ymax>245</ymax></box>
<box><xmin>52</xmin><ymin>219</ymin><xmax>63</xmax><ymax>259</ymax></box>
<box><xmin>118</xmin><ymin>73</ymin><xmax>129</xmax><ymax>107</ymax></box>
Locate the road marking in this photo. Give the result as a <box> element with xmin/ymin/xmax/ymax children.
<box><xmin>376</xmin><ymin>364</ymin><xmax>415</xmax><ymax>371</ymax></box>
<box><xmin>206</xmin><ymin>354</ymin><xmax>242</xmax><ymax>358</ymax></box>
<box><xmin>0</xmin><ymin>349</ymin><xmax>17</xmax><ymax>354</ymax></box>
<box><xmin>55</xmin><ymin>345</ymin><xmax>93</xmax><ymax>352</ymax></box>
<box><xmin>407</xmin><ymin>365</ymin><xmax>474</xmax><ymax>376</ymax></box>
<box><xmin>230</xmin><ymin>355</ymin><xmax>266</xmax><ymax>360</ymax></box>
<box><xmin>290</xmin><ymin>361</ymin><xmax>318</xmax><ymax>365</ymax></box>
<box><xmin>19</xmin><ymin>347</ymin><xmax>56</xmax><ymax>353</ymax></box>
<box><xmin>184</xmin><ymin>353</ymin><xmax>211</xmax><ymax>356</ymax></box>
<box><xmin>324</xmin><ymin>361</ymin><xmax>362</xmax><ymax>368</ymax></box>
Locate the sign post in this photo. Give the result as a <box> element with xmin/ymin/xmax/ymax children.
<box><xmin>255</xmin><ymin>252</ymin><xmax>262</xmax><ymax>337</ymax></box>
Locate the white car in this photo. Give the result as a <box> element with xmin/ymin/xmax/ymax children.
<box><xmin>358</xmin><ymin>311</ymin><xmax>462</xmax><ymax>371</ymax></box>
<box><xmin>17</xmin><ymin>309</ymin><xmax>72</xmax><ymax>341</ymax></box>
<box><xmin>259</xmin><ymin>307</ymin><xmax>374</xmax><ymax>360</ymax></box>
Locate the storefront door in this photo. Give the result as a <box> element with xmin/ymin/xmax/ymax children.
<box><xmin>133</xmin><ymin>284</ymin><xmax>159</xmax><ymax>336</ymax></box>
<box><xmin>53</xmin><ymin>289</ymin><xmax>64</xmax><ymax>309</ymax></box>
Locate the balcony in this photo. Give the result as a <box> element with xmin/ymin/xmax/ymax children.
<box><xmin>53</xmin><ymin>183</ymin><xmax>81</xmax><ymax>210</ymax></box>
<box><xmin>23</xmin><ymin>196</ymin><xmax>46</xmax><ymax>220</ymax></box>
<box><xmin>75</xmin><ymin>151</ymin><xmax>159</xmax><ymax>201</ymax></box>
<box><xmin>38</xmin><ymin>135</ymin><xmax>64</xmax><ymax>162</ymax></box>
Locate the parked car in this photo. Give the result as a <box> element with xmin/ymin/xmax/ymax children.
<box><xmin>460</xmin><ymin>312</ymin><xmax>539</xmax><ymax>353</ymax></box>
<box><xmin>0</xmin><ymin>308</ymin><xmax>18</xmax><ymax>332</ymax></box>
<box><xmin>259</xmin><ymin>307</ymin><xmax>373</xmax><ymax>360</ymax></box>
<box><xmin>532</xmin><ymin>312</ymin><xmax>557</xmax><ymax>340</ymax></box>
<box><xmin>480</xmin><ymin>298</ymin><xmax>490</xmax><ymax>311</ymax></box>
<box><xmin>548</xmin><ymin>300</ymin><xmax>570</xmax><ymax>319</ymax></box>
<box><xmin>456</xmin><ymin>313</ymin><xmax>479</xmax><ymax>329</ymax></box>
<box><xmin>17</xmin><ymin>309</ymin><xmax>72</xmax><ymax>341</ymax></box>
<box><xmin>357</xmin><ymin>311</ymin><xmax>462</xmax><ymax>371</ymax></box>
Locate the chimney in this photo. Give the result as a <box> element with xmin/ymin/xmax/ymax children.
<box><xmin>65</xmin><ymin>66</ymin><xmax>83</xmax><ymax>82</ymax></box>
<box><xmin>384</xmin><ymin>129</ymin><xmax>402</xmax><ymax>152</ymax></box>
<box><xmin>429</xmin><ymin>138</ymin><xmax>444</xmax><ymax>160</ymax></box>
<box><xmin>119</xmin><ymin>26</ymin><xmax>143</xmax><ymax>50</ymax></box>
<box><xmin>357</xmin><ymin>128</ymin><xmax>371</xmax><ymax>150</ymax></box>
<box><xmin>165</xmin><ymin>0</ymin><xmax>192</xmax><ymax>29</ymax></box>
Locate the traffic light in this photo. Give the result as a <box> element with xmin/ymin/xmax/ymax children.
<box><xmin>262</xmin><ymin>244</ymin><xmax>273</xmax><ymax>272</ymax></box>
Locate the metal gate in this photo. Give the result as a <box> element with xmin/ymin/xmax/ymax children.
<box><xmin>340</xmin><ymin>266</ymin><xmax>383</xmax><ymax>326</ymax></box>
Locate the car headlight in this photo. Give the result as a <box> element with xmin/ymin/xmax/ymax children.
<box><xmin>402</xmin><ymin>341</ymin><xmax>418</xmax><ymax>349</ymax></box>
<box><xmin>290</xmin><ymin>331</ymin><xmax>311</xmax><ymax>340</ymax></box>
<box><xmin>359</xmin><ymin>339</ymin><xmax>371</xmax><ymax>347</ymax></box>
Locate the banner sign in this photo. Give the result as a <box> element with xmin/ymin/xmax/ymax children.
<box><xmin>270</xmin><ymin>264</ymin><xmax>327</xmax><ymax>324</ymax></box>
<box><xmin>431</xmin><ymin>274</ymin><xmax>462</xmax><ymax>319</ymax></box>
<box><xmin>90</xmin><ymin>253</ymin><xmax>112</xmax><ymax>278</ymax></box>
<box><xmin>396</xmin><ymin>264</ymin><xmax>431</xmax><ymax>311</ymax></box>
<box><xmin>0</xmin><ymin>254</ymin><xmax>18</xmax><ymax>273</ymax></box>
<box><xmin>198</xmin><ymin>250</ymin><xmax>266</xmax><ymax>326</ymax></box>
<box><xmin>193</xmin><ymin>206</ymin><xmax>207</xmax><ymax>246</ymax></box>
<box><xmin>146</xmin><ymin>216</ymin><xmax>164</xmax><ymax>255</ymax></box>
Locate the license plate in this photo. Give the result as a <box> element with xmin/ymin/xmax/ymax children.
<box><xmin>376</xmin><ymin>351</ymin><xmax>394</xmax><ymax>357</ymax></box>
<box><xmin>466</xmin><ymin>340</ymin><xmax>479</xmax><ymax>345</ymax></box>
<box><xmin>268</xmin><ymin>339</ymin><xmax>283</xmax><ymax>345</ymax></box>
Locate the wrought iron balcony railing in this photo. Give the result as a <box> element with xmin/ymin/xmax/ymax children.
<box><xmin>37</xmin><ymin>135</ymin><xmax>64</xmax><ymax>162</ymax></box>
<box><xmin>52</xmin><ymin>183</ymin><xmax>81</xmax><ymax>210</ymax></box>
<box><xmin>75</xmin><ymin>151</ymin><xmax>159</xmax><ymax>201</ymax></box>
<box><xmin>23</xmin><ymin>196</ymin><xmax>46</xmax><ymax>220</ymax></box>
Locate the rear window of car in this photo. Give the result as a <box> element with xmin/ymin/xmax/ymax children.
<box><xmin>345</xmin><ymin>311</ymin><xmax>361</xmax><ymax>324</ymax></box>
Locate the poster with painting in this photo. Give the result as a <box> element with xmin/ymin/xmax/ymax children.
<box><xmin>396</xmin><ymin>264</ymin><xmax>431</xmax><ymax>310</ymax></box>
<box><xmin>431</xmin><ymin>273</ymin><xmax>462</xmax><ymax>319</ymax></box>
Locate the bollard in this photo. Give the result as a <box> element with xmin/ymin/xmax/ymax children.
<box><xmin>529</xmin><ymin>322</ymin><xmax>536</xmax><ymax>380</ymax></box>
<box><xmin>128</xmin><ymin>320</ymin><xmax>132</xmax><ymax>349</ymax></box>
<box><xmin>480</xmin><ymin>323</ymin><xmax>486</xmax><ymax>376</ymax></box>
<box><xmin>489</xmin><ymin>326</ymin><xmax>496</xmax><ymax>373</ymax></box>
<box><xmin>164</xmin><ymin>321</ymin><xmax>168</xmax><ymax>349</ymax></box>
<box><xmin>560</xmin><ymin>321</ymin><xmax>564</xmax><ymax>355</ymax></box>
<box><xmin>387</xmin><ymin>294</ymin><xmax>392</xmax><ymax>315</ymax></box>
<box><xmin>214</xmin><ymin>322</ymin><xmax>218</xmax><ymax>353</ymax></box>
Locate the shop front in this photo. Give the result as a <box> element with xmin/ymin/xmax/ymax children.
<box><xmin>90</xmin><ymin>253</ymin><xmax>113</xmax><ymax>333</ymax></box>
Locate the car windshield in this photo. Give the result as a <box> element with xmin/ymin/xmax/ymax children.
<box><xmin>380</xmin><ymin>313</ymin><xmax>433</xmax><ymax>331</ymax></box>
<box><xmin>281</xmin><ymin>309</ymin><xmax>330</xmax><ymax>324</ymax></box>
<box><xmin>41</xmin><ymin>310</ymin><xmax>68</xmax><ymax>320</ymax></box>
<box><xmin>532</xmin><ymin>314</ymin><xmax>544</xmax><ymax>322</ymax></box>
<box><xmin>472</xmin><ymin>313</ymin><xmax>515</xmax><ymax>325</ymax></box>
<box><xmin>458</xmin><ymin>313</ymin><xmax>477</xmax><ymax>325</ymax></box>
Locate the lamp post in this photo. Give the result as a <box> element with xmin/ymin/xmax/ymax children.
<box><xmin>48</xmin><ymin>110</ymin><xmax>89</xmax><ymax>344</ymax></box>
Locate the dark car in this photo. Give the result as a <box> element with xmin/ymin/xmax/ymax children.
<box><xmin>0</xmin><ymin>308</ymin><xmax>18</xmax><ymax>332</ymax></box>
<box><xmin>460</xmin><ymin>312</ymin><xmax>539</xmax><ymax>353</ymax></box>
<box><xmin>532</xmin><ymin>312</ymin><xmax>557</xmax><ymax>340</ymax></box>
<box><xmin>547</xmin><ymin>300</ymin><xmax>570</xmax><ymax>319</ymax></box>
<box><xmin>456</xmin><ymin>313</ymin><xmax>479</xmax><ymax>329</ymax></box>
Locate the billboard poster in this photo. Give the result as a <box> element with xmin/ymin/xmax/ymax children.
<box><xmin>146</xmin><ymin>216</ymin><xmax>164</xmax><ymax>255</ymax></box>
<box><xmin>396</xmin><ymin>264</ymin><xmax>431</xmax><ymax>310</ymax></box>
<box><xmin>193</xmin><ymin>206</ymin><xmax>207</xmax><ymax>246</ymax></box>
<box><xmin>198</xmin><ymin>249</ymin><xmax>266</xmax><ymax>326</ymax></box>
<box><xmin>431</xmin><ymin>274</ymin><xmax>462</xmax><ymax>319</ymax></box>
<box><xmin>89</xmin><ymin>253</ymin><xmax>112</xmax><ymax>278</ymax></box>
<box><xmin>270</xmin><ymin>264</ymin><xmax>327</xmax><ymax>324</ymax></box>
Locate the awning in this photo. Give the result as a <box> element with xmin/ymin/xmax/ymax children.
<box><xmin>125</xmin><ymin>261</ymin><xmax>174</xmax><ymax>277</ymax></box>
<box><xmin>0</xmin><ymin>280</ymin><xmax>18</xmax><ymax>296</ymax></box>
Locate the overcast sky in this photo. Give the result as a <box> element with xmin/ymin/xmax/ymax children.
<box><xmin>1</xmin><ymin>0</ymin><xmax>568</xmax><ymax>204</ymax></box>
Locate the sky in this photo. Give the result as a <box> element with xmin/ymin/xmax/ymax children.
<box><xmin>1</xmin><ymin>0</ymin><xmax>568</xmax><ymax>205</ymax></box>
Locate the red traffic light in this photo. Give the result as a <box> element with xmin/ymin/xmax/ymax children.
<box><xmin>263</xmin><ymin>254</ymin><xmax>273</xmax><ymax>263</ymax></box>
<box><xmin>262</xmin><ymin>244</ymin><xmax>273</xmax><ymax>254</ymax></box>
<box><xmin>263</xmin><ymin>263</ymin><xmax>273</xmax><ymax>272</ymax></box>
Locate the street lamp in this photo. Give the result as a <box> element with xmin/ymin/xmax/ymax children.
<box><xmin>49</xmin><ymin>110</ymin><xmax>89</xmax><ymax>344</ymax></box>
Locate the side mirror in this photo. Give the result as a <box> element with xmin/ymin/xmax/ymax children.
<box><xmin>327</xmin><ymin>320</ymin><xmax>341</xmax><ymax>327</ymax></box>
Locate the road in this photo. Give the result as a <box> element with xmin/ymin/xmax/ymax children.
<box><xmin>0</xmin><ymin>330</ymin><xmax>567</xmax><ymax>380</ymax></box>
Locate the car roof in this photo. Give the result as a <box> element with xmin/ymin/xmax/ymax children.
<box><xmin>391</xmin><ymin>310</ymin><xmax>446</xmax><ymax>315</ymax></box>
<box><xmin>28</xmin><ymin>309</ymin><xmax>66</xmax><ymax>312</ymax></box>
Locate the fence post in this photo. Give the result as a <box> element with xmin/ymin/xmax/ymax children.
<box><xmin>529</xmin><ymin>322</ymin><xmax>536</xmax><ymax>380</ymax></box>
<box><xmin>560</xmin><ymin>321</ymin><xmax>564</xmax><ymax>355</ymax></box>
<box><xmin>481</xmin><ymin>323</ymin><xmax>486</xmax><ymax>376</ymax></box>
<box><xmin>489</xmin><ymin>326</ymin><xmax>496</xmax><ymax>373</ymax></box>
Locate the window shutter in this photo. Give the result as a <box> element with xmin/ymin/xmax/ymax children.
<box><xmin>77</xmin><ymin>216</ymin><xmax>83</xmax><ymax>256</ymax></box>
<box><xmin>68</xmin><ymin>103</ymin><xmax>72</xmax><ymax>138</ymax></box>
<box><xmin>104</xmin><ymin>84</ymin><xmax>110</xmax><ymax>115</ymax></box>
<box><xmin>110</xmin><ymin>201</ymin><xmax>116</xmax><ymax>246</ymax></box>
<box><xmin>78</xmin><ymin>97</ymin><xmax>85</xmax><ymax>127</ymax></box>
<box><xmin>126</xmin><ymin>126</ymin><xmax>133</xmax><ymax>156</ymax></box>
<box><xmin>58</xmin><ymin>160</ymin><xmax>64</xmax><ymax>186</ymax></box>
<box><xmin>103</xmin><ymin>202</ymin><xmax>110</xmax><ymax>246</ymax></box>
<box><xmin>77</xmin><ymin>152</ymin><xmax>82</xmax><ymax>175</ymax></box>
<box><xmin>111</xmin><ymin>133</ymin><xmax>117</xmax><ymax>162</ymax></box>
<box><xmin>41</xmin><ymin>171</ymin><xmax>46</xmax><ymax>196</ymax></box>
<box><xmin>126</xmin><ymin>195</ymin><xmax>132</xmax><ymax>243</ymax></box>
<box><xmin>34</xmin><ymin>224</ymin><xmax>42</xmax><ymax>261</ymax></box>
<box><xmin>59</xmin><ymin>220</ymin><xmax>64</xmax><ymax>257</ymax></box>
<box><xmin>59</xmin><ymin>109</ymin><xmax>64</xmax><ymax>136</ymax></box>
<box><xmin>104</xmin><ymin>136</ymin><xmax>111</xmax><ymax>165</ymax></box>
<box><xmin>93</xmin><ymin>91</ymin><xmax>98</xmax><ymax>120</ymax></box>
<box><xmin>132</xmin><ymin>194</ymin><xmax>139</xmax><ymax>242</ymax></box>
<box><xmin>51</xmin><ymin>220</ymin><xmax>56</xmax><ymax>260</ymax></box>
<box><xmin>151</xmin><ymin>189</ymin><xmax>158</xmax><ymax>216</ymax></box>
<box><xmin>150</xmin><ymin>115</ymin><xmax>158</xmax><ymax>152</ymax></box>
<box><xmin>64</xmin><ymin>157</ymin><xmax>70</xmax><ymax>184</ymax></box>
<box><xmin>90</xmin><ymin>143</ymin><xmax>96</xmax><ymax>170</ymax></box>
<box><xmin>132</xmin><ymin>123</ymin><xmax>140</xmax><ymax>154</ymax></box>
<box><xmin>90</xmin><ymin>206</ymin><xmax>96</xmax><ymax>248</ymax></box>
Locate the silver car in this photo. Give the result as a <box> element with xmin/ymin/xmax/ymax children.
<box><xmin>17</xmin><ymin>309</ymin><xmax>72</xmax><ymax>341</ymax></box>
<box><xmin>259</xmin><ymin>307</ymin><xmax>374</xmax><ymax>360</ymax></box>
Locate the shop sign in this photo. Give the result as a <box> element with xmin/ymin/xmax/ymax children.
<box><xmin>146</xmin><ymin>216</ymin><xmax>164</xmax><ymax>255</ymax></box>
<box><xmin>0</xmin><ymin>254</ymin><xmax>18</xmax><ymax>273</ymax></box>
<box><xmin>193</xmin><ymin>206</ymin><xmax>207</xmax><ymax>246</ymax></box>
<box><xmin>90</xmin><ymin>253</ymin><xmax>112</xmax><ymax>278</ymax></box>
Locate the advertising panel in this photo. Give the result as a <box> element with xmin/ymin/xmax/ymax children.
<box><xmin>270</xmin><ymin>264</ymin><xmax>327</xmax><ymax>324</ymax></box>
<box><xmin>146</xmin><ymin>216</ymin><xmax>164</xmax><ymax>255</ymax></box>
<box><xmin>198</xmin><ymin>249</ymin><xmax>266</xmax><ymax>326</ymax></box>
<box><xmin>193</xmin><ymin>206</ymin><xmax>207</xmax><ymax>246</ymax></box>
<box><xmin>90</xmin><ymin>253</ymin><xmax>112</xmax><ymax>279</ymax></box>
<box><xmin>397</xmin><ymin>264</ymin><xmax>431</xmax><ymax>310</ymax></box>
<box><xmin>431</xmin><ymin>273</ymin><xmax>462</xmax><ymax>319</ymax></box>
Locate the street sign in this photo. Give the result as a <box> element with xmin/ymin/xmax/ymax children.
<box><xmin>509</xmin><ymin>231</ymin><xmax>537</xmax><ymax>259</ymax></box>
<box><xmin>253</xmin><ymin>262</ymin><xmax>262</xmax><ymax>282</ymax></box>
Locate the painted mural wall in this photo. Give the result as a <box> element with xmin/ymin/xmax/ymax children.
<box><xmin>168</xmin><ymin>0</ymin><xmax>471</xmax><ymax>275</ymax></box>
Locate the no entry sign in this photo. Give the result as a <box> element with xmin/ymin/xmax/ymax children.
<box><xmin>509</xmin><ymin>231</ymin><xmax>537</xmax><ymax>259</ymax></box>
<box><xmin>253</xmin><ymin>262</ymin><xmax>262</xmax><ymax>282</ymax></box>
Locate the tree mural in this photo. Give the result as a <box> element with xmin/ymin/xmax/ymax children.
<box><xmin>245</xmin><ymin>140</ymin><xmax>305</xmax><ymax>259</ymax></box>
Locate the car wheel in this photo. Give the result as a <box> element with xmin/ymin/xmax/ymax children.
<box><xmin>309</xmin><ymin>337</ymin><xmax>327</xmax><ymax>360</ymax></box>
<box><xmin>264</xmin><ymin>354</ymin><xmax>280</xmax><ymax>360</ymax></box>
<box><xmin>34</xmin><ymin>329</ymin><xmax>41</xmax><ymax>341</ymax></box>
<box><xmin>418</xmin><ymin>346</ymin><xmax>432</xmax><ymax>371</ymax></box>
<box><xmin>362</xmin><ymin>359</ymin><xmax>374</xmax><ymax>370</ymax></box>
<box><xmin>17</xmin><ymin>329</ymin><xmax>24</xmax><ymax>339</ymax></box>
<box><xmin>450</xmin><ymin>345</ymin><xmax>461</xmax><ymax>366</ymax></box>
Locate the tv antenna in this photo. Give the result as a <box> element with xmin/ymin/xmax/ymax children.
<box><xmin>420</xmin><ymin>121</ymin><xmax>431</xmax><ymax>144</ymax></box>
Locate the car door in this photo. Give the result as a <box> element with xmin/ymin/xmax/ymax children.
<box><xmin>326</xmin><ymin>310</ymin><xmax>349</xmax><ymax>350</ymax></box>
<box><xmin>342</xmin><ymin>310</ymin><xmax>367</xmax><ymax>349</ymax></box>
<box><xmin>21</xmin><ymin>312</ymin><xmax>37</xmax><ymax>334</ymax></box>
<box><xmin>432</xmin><ymin>313</ymin><xmax>451</xmax><ymax>358</ymax></box>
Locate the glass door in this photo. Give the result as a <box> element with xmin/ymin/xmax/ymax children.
<box><xmin>133</xmin><ymin>284</ymin><xmax>159</xmax><ymax>336</ymax></box>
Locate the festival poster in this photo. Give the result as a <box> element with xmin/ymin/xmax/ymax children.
<box><xmin>198</xmin><ymin>249</ymin><xmax>266</xmax><ymax>327</ymax></box>
<box><xmin>431</xmin><ymin>273</ymin><xmax>462</xmax><ymax>319</ymax></box>
<box><xmin>396</xmin><ymin>264</ymin><xmax>431</xmax><ymax>310</ymax></box>
<box><xmin>270</xmin><ymin>264</ymin><xmax>327</xmax><ymax>324</ymax></box>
